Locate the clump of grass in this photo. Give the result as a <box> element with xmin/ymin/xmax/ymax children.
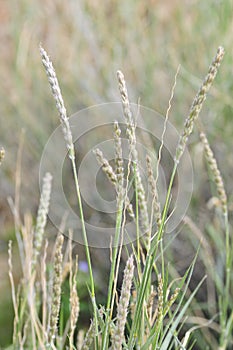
<box><xmin>5</xmin><ymin>45</ymin><xmax>232</xmax><ymax>350</ymax></box>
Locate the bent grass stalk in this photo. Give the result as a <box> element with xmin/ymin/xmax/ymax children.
<box><xmin>127</xmin><ymin>46</ymin><xmax>224</xmax><ymax>349</ymax></box>
<box><xmin>39</xmin><ymin>46</ymin><xmax>98</xmax><ymax>339</ymax></box>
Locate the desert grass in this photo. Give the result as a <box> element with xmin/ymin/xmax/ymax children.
<box><xmin>3</xmin><ymin>45</ymin><xmax>232</xmax><ymax>350</ymax></box>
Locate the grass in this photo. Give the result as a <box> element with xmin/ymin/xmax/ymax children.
<box><xmin>1</xmin><ymin>43</ymin><xmax>232</xmax><ymax>349</ymax></box>
<box><xmin>0</xmin><ymin>2</ymin><xmax>233</xmax><ymax>349</ymax></box>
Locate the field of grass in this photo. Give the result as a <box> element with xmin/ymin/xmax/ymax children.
<box><xmin>0</xmin><ymin>1</ymin><xmax>233</xmax><ymax>349</ymax></box>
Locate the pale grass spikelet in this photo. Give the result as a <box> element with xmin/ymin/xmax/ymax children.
<box><xmin>164</xmin><ymin>287</ymin><xmax>180</xmax><ymax>315</ymax></box>
<box><xmin>117</xmin><ymin>70</ymin><xmax>134</xmax><ymax>137</ymax></box>
<box><xmin>114</xmin><ymin>121</ymin><xmax>134</xmax><ymax>220</ymax></box>
<box><xmin>40</xmin><ymin>45</ymin><xmax>75</xmax><ymax>160</ymax></box>
<box><xmin>146</xmin><ymin>155</ymin><xmax>162</xmax><ymax>229</ymax></box>
<box><xmin>41</xmin><ymin>240</ymin><xmax>48</xmax><ymax>333</ymax></box>
<box><xmin>175</xmin><ymin>46</ymin><xmax>225</xmax><ymax>164</ymax></box>
<box><xmin>117</xmin><ymin>70</ymin><xmax>150</xmax><ymax>243</ymax></box>
<box><xmin>200</xmin><ymin>131</ymin><xmax>227</xmax><ymax>214</ymax></box>
<box><xmin>94</xmin><ymin>130</ymin><xmax>134</xmax><ymax>218</ymax></box>
<box><xmin>116</xmin><ymin>70</ymin><xmax>137</xmax><ymax>162</ymax></box>
<box><xmin>114</xmin><ymin>120</ymin><xmax>124</xmax><ymax>191</ymax></box>
<box><xmin>113</xmin><ymin>121</ymin><xmax>125</xmax><ymax>207</ymax></box>
<box><xmin>130</xmin><ymin>289</ymin><xmax>137</xmax><ymax>321</ymax></box>
<box><xmin>0</xmin><ymin>147</ymin><xmax>5</xmax><ymax>165</ymax></box>
<box><xmin>48</xmin><ymin>234</ymin><xmax>64</xmax><ymax>343</ymax></box>
<box><xmin>125</xmin><ymin>196</ymin><xmax>135</xmax><ymax>219</ymax></box>
<box><xmin>147</xmin><ymin>286</ymin><xmax>157</xmax><ymax>321</ymax></box>
<box><xmin>134</xmin><ymin>164</ymin><xmax>150</xmax><ymax>244</ymax></box>
<box><xmin>157</xmin><ymin>274</ymin><xmax>164</xmax><ymax>321</ymax></box>
<box><xmin>69</xmin><ymin>257</ymin><xmax>80</xmax><ymax>346</ymax></box>
<box><xmin>93</xmin><ymin>148</ymin><xmax>117</xmax><ymax>185</ymax></box>
<box><xmin>32</xmin><ymin>172</ymin><xmax>52</xmax><ymax>267</ymax></box>
<box><xmin>81</xmin><ymin>320</ymin><xmax>96</xmax><ymax>350</ymax></box>
<box><xmin>111</xmin><ymin>255</ymin><xmax>134</xmax><ymax>350</ymax></box>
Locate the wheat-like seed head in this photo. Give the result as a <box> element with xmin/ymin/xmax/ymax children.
<box><xmin>32</xmin><ymin>172</ymin><xmax>52</xmax><ymax>268</ymax></box>
<box><xmin>111</xmin><ymin>255</ymin><xmax>134</xmax><ymax>350</ymax></box>
<box><xmin>117</xmin><ymin>70</ymin><xmax>150</xmax><ymax>245</ymax></box>
<box><xmin>69</xmin><ymin>257</ymin><xmax>80</xmax><ymax>345</ymax></box>
<box><xmin>81</xmin><ymin>320</ymin><xmax>96</xmax><ymax>350</ymax></box>
<box><xmin>164</xmin><ymin>288</ymin><xmax>180</xmax><ymax>315</ymax></box>
<box><xmin>200</xmin><ymin>131</ymin><xmax>227</xmax><ymax>215</ymax></box>
<box><xmin>175</xmin><ymin>47</ymin><xmax>225</xmax><ymax>164</ymax></box>
<box><xmin>40</xmin><ymin>45</ymin><xmax>75</xmax><ymax>160</ymax></box>
<box><xmin>157</xmin><ymin>274</ymin><xmax>164</xmax><ymax>321</ymax></box>
<box><xmin>114</xmin><ymin>121</ymin><xmax>124</xmax><ymax>193</ymax></box>
<box><xmin>146</xmin><ymin>155</ymin><xmax>162</xmax><ymax>229</ymax></box>
<box><xmin>48</xmin><ymin>234</ymin><xmax>64</xmax><ymax>343</ymax></box>
<box><xmin>93</xmin><ymin>148</ymin><xmax>117</xmax><ymax>185</ymax></box>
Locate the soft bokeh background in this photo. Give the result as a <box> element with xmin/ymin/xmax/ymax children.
<box><xmin>0</xmin><ymin>0</ymin><xmax>233</xmax><ymax>346</ymax></box>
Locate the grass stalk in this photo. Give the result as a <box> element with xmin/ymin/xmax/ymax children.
<box><xmin>128</xmin><ymin>46</ymin><xmax>224</xmax><ymax>348</ymax></box>
<box><xmin>39</xmin><ymin>46</ymin><xmax>98</xmax><ymax>340</ymax></box>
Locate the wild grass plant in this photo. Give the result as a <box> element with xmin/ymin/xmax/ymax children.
<box><xmin>3</xmin><ymin>45</ymin><xmax>232</xmax><ymax>350</ymax></box>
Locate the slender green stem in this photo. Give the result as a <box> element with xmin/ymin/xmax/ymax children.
<box><xmin>70</xmin><ymin>155</ymin><xmax>98</xmax><ymax>345</ymax></box>
<box><xmin>101</xmin><ymin>197</ymin><xmax>124</xmax><ymax>350</ymax></box>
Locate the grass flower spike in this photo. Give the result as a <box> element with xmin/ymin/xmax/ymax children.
<box><xmin>200</xmin><ymin>131</ymin><xmax>227</xmax><ymax>214</ymax></box>
<box><xmin>32</xmin><ymin>172</ymin><xmax>52</xmax><ymax>268</ymax></box>
<box><xmin>117</xmin><ymin>70</ymin><xmax>150</xmax><ymax>245</ymax></box>
<box><xmin>175</xmin><ymin>46</ymin><xmax>224</xmax><ymax>164</ymax></box>
<box><xmin>40</xmin><ymin>45</ymin><xmax>74</xmax><ymax>160</ymax></box>
<box><xmin>111</xmin><ymin>255</ymin><xmax>134</xmax><ymax>349</ymax></box>
<box><xmin>48</xmin><ymin>234</ymin><xmax>64</xmax><ymax>343</ymax></box>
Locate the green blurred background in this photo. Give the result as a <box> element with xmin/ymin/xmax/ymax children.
<box><xmin>0</xmin><ymin>0</ymin><xmax>233</xmax><ymax>346</ymax></box>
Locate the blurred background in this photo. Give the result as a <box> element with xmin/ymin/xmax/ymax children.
<box><xmin>0</xmin><ymin>0</ymin><xmax>233</xmax><ymax>346</ymax></box>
